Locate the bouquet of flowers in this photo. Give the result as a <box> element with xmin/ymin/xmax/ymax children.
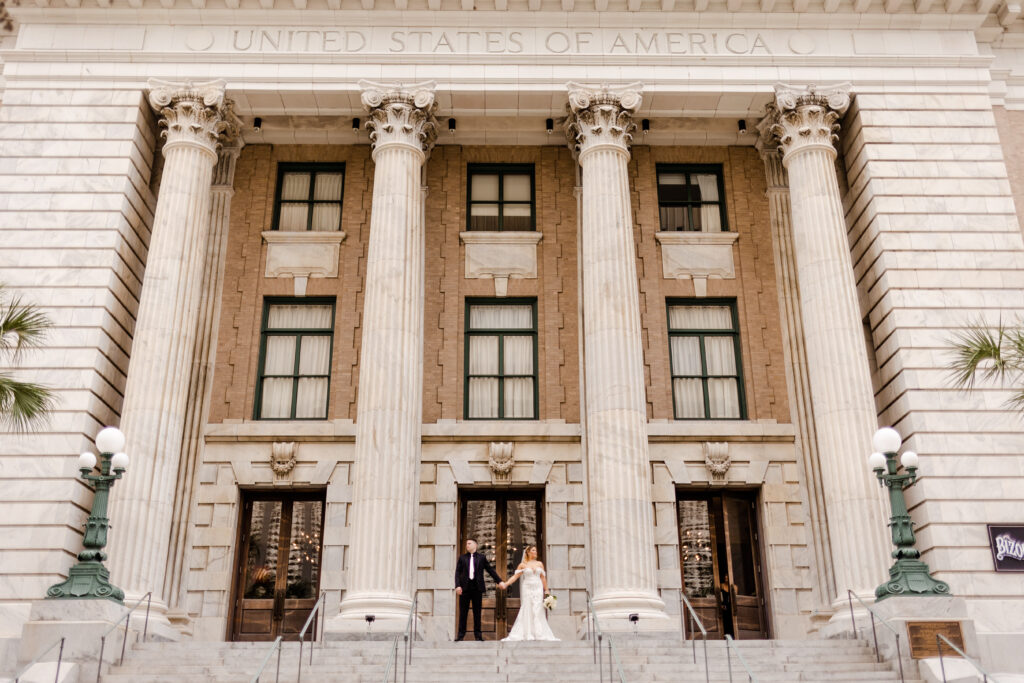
<box><xmin>543</xmin><ymin>593</ymin><xmax>557</xmax><ymax>611</ymax></box>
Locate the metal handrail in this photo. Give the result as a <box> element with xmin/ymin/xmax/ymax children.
<box><xmin>297</xmin><ymin>591</ymin><xmax>327</xmax><ymax>683</ymax></box>
<box><xmin>724</xmin><ymin>635</ymin><xmax>759</xmax><ymax>683</ymax></box>
<box><xmin>382</xmin><ymin>635</ymin><xmax>400</xmax><ymax>683</ymax></box>
<box><xmin>95</xmin><ymin>591</ymin><xmax>152</xmax><ymax>683</ymax></box>
<box><xmin>679</xmin><ymin>591</ymin><xmax>710</xmax><ymax>682</ymax></box>
<box><xmin>584</xmin><ymin>591</ymin><xmax>627</xmax><ymax>683</ymax></box>
<box><xmin>12</xmin><ymin>637</ymin><xmax>64</xmax><ymax>683</ymax></box>
<box><xmin>846</xmin><ymin>590</ymin><xmax>905</xmax><ymax>683</ymax></box>
<box><xmin>936</xmin><ymin>633</ymin><xmax>1000</xmax><ymax>683</ymax></box>
<box><xmin>249</xmin><ymin>636</ymin><xmax>284</xmax><ymax>683</ymax></box>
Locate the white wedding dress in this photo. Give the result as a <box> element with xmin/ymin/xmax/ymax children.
<box><xmin>502</xmin><ymin>567</ymin><xmax>559</xmax><ymax>641</ymax></box>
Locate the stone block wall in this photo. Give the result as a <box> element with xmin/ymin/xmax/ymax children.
<box><xmin>843</xmin><ymin>89</ymin><xmax>1024</xmax><ymax>660</ymax></box>
<box><xmin>0</xmin><ymin>86</ymin><xmax>155</xmax><ymax>635</ymax></box>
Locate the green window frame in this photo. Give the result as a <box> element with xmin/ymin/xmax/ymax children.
<box><xmin>466</xmin><ymin>163</ymin><xmax>536</xmax><ymax>232</ymax></box>
<box><xmin>656</xmin><ymin>164</ymin><xmax>728</xmax><ymax>233</ymax></box>
<box><xmin>272</xmin><ymin>162</ymin><xmax>346</xmax><ymax>232</ymax></box>
<box><xmin>463</xmin><ymin>298</ymin><xmax>539</xmax><ymax>420</ymax></box>
<box><xmin>255</xmin><ymin>297</ymin><xmax>336</xmax><ymax>420</ymax></box>
<box><xmin>667</xmin><ymin>299</ymin><xmax>746</xmax><ymax>420</ymax></box>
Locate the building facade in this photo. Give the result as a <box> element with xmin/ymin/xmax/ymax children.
<box><xmin>2</xmin><ymin>0</ymin><xmax>1024</xmax><ymax>673</ymax></box>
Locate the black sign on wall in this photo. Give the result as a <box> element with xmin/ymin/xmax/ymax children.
<box><xmin>988</xmin><ymin>525</ymin><xmax>1024</xmax><ymax>572</ymax></box>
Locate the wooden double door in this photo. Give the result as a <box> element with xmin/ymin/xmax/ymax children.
<box><xmin>678</xmin><ymin>491</ymin><xmax>768</xmax><ymax>640</ymax></box>
<box><xmin>458</xmin><ymin>489</ymin><xmax>543</xmax><ymax>640</ymax></box>
<box><xmin>231</xmin><ymin>491</ymin><xmax>325</xmax><ymax>641</ymax></box>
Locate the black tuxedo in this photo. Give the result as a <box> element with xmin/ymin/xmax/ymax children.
<box><xmin>454</xmin><ymin>552</ymin><xmax>503</xmax><ymax>640</ymax></box>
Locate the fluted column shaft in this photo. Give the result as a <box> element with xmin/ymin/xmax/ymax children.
<box><xmin>757</xmin><ymin>126</ymin><xmax>835</xmax><ymax>609</ymax></box>
<box><xmin>107</xmin><ymin>80</ymin><xmax>227</xmax><ymax>610</ymax></box>
<box><xmin>336</xmin><ymin>82</ymin><xmax>437</xmax><ymax>623</ymax></box>
<box><xmin>770</xmin><ymin>84</ymin><xmax>889</xmax><ymax>602</ymax></box>
<box><xmin>165</xmin><ymin>139</ymin><xmax>242</xmax><ymax>614</ymax></box>
<box><xmin>566</xmin><ymin>83</ymin><xmax>669</xmax><ymax>626</ymax></box>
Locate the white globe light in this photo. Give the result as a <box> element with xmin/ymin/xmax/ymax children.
<box><xmin>872</xmin><ymin>427</ymin><xmax>902</xmax><ymax>454</ymax></box>
<box><xmin>111</xmin><ymin>452</ymin><xmax>129</xmax><ymax>471</ymax></box>
<box><xmin>900</xmin><ymin>451</ymin><xmax>919</xmax><ymax>469</ymax></box>
<box><xmin>867</xmin><ymin>452</ymin><xmax>887</xmax><ymax>470</ymax></box>
<box><xmin>78</xmin><ymin>452</ymin><xmax>97</xmax><ymax>470</ymax></box>
<box><xmin>95</xmin><ymin>427</ymin><xmax>126</xmax><ymax>455</ymax></box>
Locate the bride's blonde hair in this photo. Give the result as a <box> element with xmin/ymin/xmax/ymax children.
<box><xmin>524</xmin><ymin>545</ymin><xmax>538</xmax><ymax>562</ymax></box>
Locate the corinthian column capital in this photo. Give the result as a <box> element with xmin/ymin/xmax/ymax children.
<box><xmin>769</xmin><ymin>82</ymin><xmax>852</xmax><ymax>165</ymax></box>
<box><xmin>756</xmin><ymin>104</ymin><xmax>788</xmax><ymax>192</ymax></box>
<box><xmin>359</xmin><ymin>80</ymin><xmax>438</xmax><ymax>160</ymax></box>
<box><xmin>148</xmin><ymin>79</ymin><xmax>229</xmax><ymax>158</ymax></box>
<box><xmin>564</xmin><ymin>82</ymin><xmax>643</xmax><ymax>161</ymax></box>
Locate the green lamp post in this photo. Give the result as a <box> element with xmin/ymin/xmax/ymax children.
<box><xmin>869</xmin><ymin>427</ymin><xmax>950</xmax><ymax>601</ymax></box>
<box><xmin>46</xmin><ymin>426</ymin><xmax>129</xmax><ymax>604</ymax></box>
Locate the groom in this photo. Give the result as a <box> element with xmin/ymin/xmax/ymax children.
<box><xmin>454</xmin><ymin>539</ymin><xmax>506</xmax><ymax>641</ymax></box>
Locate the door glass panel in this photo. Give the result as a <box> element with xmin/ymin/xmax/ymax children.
<box><xmin>286</xmin><ymin>500</ymin><xmax>323</xmax><ymax>599</ymax></box>
<box><xmin>464</xmin><ymin>499</ymin><xmax>498</xmax><ymax>594</ymax></box>
<box><xmin>678</xmin><ymin>500</ymin><xmax>714</xmax><ymax>598</ymax></box>
<box><xmin>504</xmin><ymin>499</ymin><xmax>539</xmax><ymax>600</ymax></box>
<box><xmin>244</xmin><ymin>501</ymin><xmax>282</xmax><ymax>599</ymax></box>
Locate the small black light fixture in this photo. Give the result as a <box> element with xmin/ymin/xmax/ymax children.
<box><xmin>628</xmin><ymin>612</ymin><xmax>640</xmax><ymax>637</ymax></box>
<box><xmin>641</xmin><ymin>119</ymin><xmax>650</xmax><ymax>135</ymax></box>
<box><xmin>365</xmin><ymin>614</ymin><xmax>375</xmax><ymax>633</ymax></box>
<box><xmin>545</xmin><ymin>117</ymin><xmax>554</xmax><ymax>135</ymax></box>
<box><xmin>352</xmin><ymin>117</ymin><xmax>361</xmax><ymax>134</ymax></box>
<box><xmin>738</xmin><ymin>119</ymin><xmax>747</xmax><ymax>134</ymax></box>
<box><xmin>448</xmin><ymin>117</ymin><xmax>457</xmax><ymax>135</ymax></box>
<box><xmin>253</xmin><ymin>117</ymin><xmax>262</xmax><ymax>133</ymax></box>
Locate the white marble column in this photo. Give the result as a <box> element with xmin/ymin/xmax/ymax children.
<box><xmin>331</xmin><ymin>82</ymin><xmax>437</xmax><ymax>630</ymax></box>
<box><xmin>566</xmin><ymin>83</ymin><xmax>671</xmax><ymax>629</ymax></box>
<box><xmin>766</xmin><ymin>83</ymin><xmax>889</xmax><ymax>604</ymax></box>
<box><xmin>756</xmin><ymin>116</ymin><xmax>836</xmax><ymax>611</ymax></box>
<box><xmin>106</xmin><ymin>80</ymin><xmax>227</xmax><ymax>622</ymax></box>
<box><xmin>164</xmin><ymin>132</ymin><xmax>243</xmax><ymax>622</ymax></box>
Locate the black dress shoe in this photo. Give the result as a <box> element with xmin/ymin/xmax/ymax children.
<box><xmin>475</xmin><ymin>636</ymin><xmax>484</xmax><ymax>641</ymax></box>
<box><xmin>455</xmin><ymin>636</ymin><xmax>464</xmax><ymax>641</ymax></box>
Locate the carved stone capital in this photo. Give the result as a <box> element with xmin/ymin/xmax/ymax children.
<box><xmin>756</xmin><ymin>104</ymin><xmax>788</xmax><ymax>192</ymax></box>
<box><xmin>768</xmin><ymin>82</ymin><xmax>852</xmax><ymax>164</ymax></box>
<box><xmin>148</xmin><ymin>79</ymin><xmax>229</xmax><ymax>158</ymax></box>
<box><xmin>564</xmin><ymin>82</ymin><xmax>643</xmax><ymax>161</ymax></box>
<box><xmin>359</xmin><ymin>80</ymin><xmax>438</xmax><ymax>159</ymax></box>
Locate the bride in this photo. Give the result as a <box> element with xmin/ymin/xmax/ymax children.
<box><xmin>501</xmin><ymin>545</ymin><xmax>559</xmax><ymax>641</ymax></box>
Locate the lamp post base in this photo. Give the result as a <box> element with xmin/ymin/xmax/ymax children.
<box><xmin>46</xmin><ymin>560</ymin><xmax>125</xmax><ymax>604</ymax></box>
<box><xmin>875</xmin><ymin>559</ymin><xmax>951</xmax><ymax>601</ymax></box>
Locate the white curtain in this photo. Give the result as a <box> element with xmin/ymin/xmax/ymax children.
<box><xmin>695</xmin><ymin>174</ymin><xmax>722</xmax><ymax>232</ymax></box>
<box><xmin>468</xmin><ymin>335</ymin><xmax>499</xmax><ymax>418</ymax></box>
<box><xmin>262</xmin><ymin>305</ymin><xmax>333</xmax><ymax>418</ymax></box>
<box><xmin>296</xmin><ymin>336</ymin><xmax>331</xmax><ymax>418</ymax></box>
<box><xmin>469</xmin><ymin>305</ymin><xmax>532</xmax><ymax>330</ymax></box>
<box><xmin>503</xmin><ymin>336</ymin><xmax>534</xmax><ymax>418</ymax></box>
<box><xmin>312</xmin><ymin>173</ymin><xmax>344</xmax><ymax>231</ymax></box>
<box><xmin>282</xmin><ymin>173</ymin><xmax>310</xmax><ymax>200</ymax></box>
<box><xmin>668</xmin><ymin>305</ymin><xmax>732</xmax><ymax>331</ymax></box>
<box><xmin>467</xmin><ymin>305</ymin><xmax>534</xmax><ymax>418</ymax></box>
<box><xmin>668</xmin><ymin>305</ymin><xmax>739</xmax><ymax>419</ymax></box>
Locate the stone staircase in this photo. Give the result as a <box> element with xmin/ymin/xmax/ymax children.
<box><xmin>98</xmin><ymin>637</ymin><xmax>918</xmax><ymax>682</ymax></box>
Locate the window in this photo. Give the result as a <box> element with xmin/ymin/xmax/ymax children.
<box><xmin>256</xmin><ymin>299</ymin><xmax>335</xmax><ymax>420</ymax></box>
<box><xmin>667</xmin><ymin>301</ymin><xmax>745</xmax><ymax>420</ymax></box>
<box><xmin>467</xmin><ymin>164</ymin><xmax>535</xmax><ymax>231</ymax></box>
<box><xmin>273</xmin><ymin>163</ymin><xmax>345</xmax><ymax>232</ymax></box>
<box><xmin>656</xmin><ymin>165</ymin><xmax>727</xmax><ymax>233</ymax></box>
<box><xmin>464</xmin><ymin>300</ymin><xmax>538</xmax><ymax>419</ymax></box>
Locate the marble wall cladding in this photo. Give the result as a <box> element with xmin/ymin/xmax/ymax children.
<box><xmin>0</xmin><ymin>87</ymin><xmax>156</xmax><ymax>636</ymax></box>
<box><xmin>843</xmin><ymin>90</ymin><xmax>1024</xmax><ymax>636</ymax></box>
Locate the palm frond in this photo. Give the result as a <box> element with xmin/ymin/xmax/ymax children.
<box><xmin>0</xmin><ymin>373</ymin><xmax>55</xmax><ymax>432</ymax></box>
<box><xmin>0</xmin><ymin>290</ymin><xmax>52</xmax><ymax>361</ymax></box>
<box><xmin>947</xmin><ymin>323</ymin><xmax>1008</xmax><ymax>390</ymax></box>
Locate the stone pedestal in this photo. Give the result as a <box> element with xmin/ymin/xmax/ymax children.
<box><xmin>565</xmin><ymin>82</ymin><xmax>672</xmax><ymax>632</ymax></box>
<box><xmin>105</xmin><ymin>80</ymin><xmax>229</xmax><ymax>628</ymax></box>
<box><xmin>766</xmin><ymin>83</ymin><xmax>889</xmax><ymax>609</ymax></box>
<box><xmin>328</xmin><ymin>81</ymin><xmax>437</xmax><ymax>636</ymax></box>
<box><xmin>16</xmin><ymin>600</ymin><xmax>143</xmax><ymax>683</ymax></box>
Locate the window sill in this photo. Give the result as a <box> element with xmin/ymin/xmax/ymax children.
<box><xmin>262</xmin><ymin>230</ymin><xmax>347</xmax><ymax>296</ymax></box>
<box><xmin>654</xmin><ymin>231</ymin><xmax>738</xmax><ymax>297</ymax></box>
<box><xmin>459</xmin><ymin>231</ymin><xmax>543</xmax><ymax>297</ymax></box>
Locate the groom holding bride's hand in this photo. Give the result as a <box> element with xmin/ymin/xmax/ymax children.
<box><xmin>454</xmin><ymin>538</ymin><xmax>506</xmax><ymax>641</ymax></box>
